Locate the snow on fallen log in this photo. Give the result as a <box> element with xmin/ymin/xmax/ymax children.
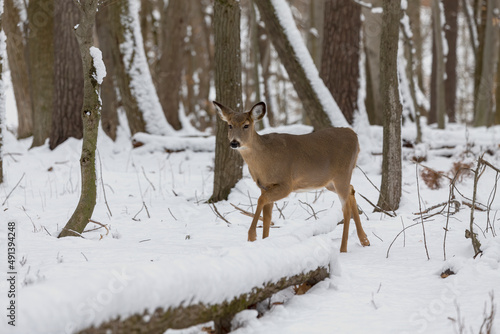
<box><xmin>79</xmin><ymin>267</ymin><xmax>328</xmax><ymax>334</ymax></box>
<box><xmin>18</xmin><ymin>232</ymin><xmax>337</xmax><ymax>334</ymax></box>
<box><xmin>131</xmin><ymin>125</ymin><xmax>314</xmax><ymax>154</ymax></box>
<box><xmin>132</xmin><ymin>132</ymin><xmax>215</xmax><ymax>153</ymax></box>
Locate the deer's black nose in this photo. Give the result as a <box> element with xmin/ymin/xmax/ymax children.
<box><xmin>230</xmin><ymin>140</ymin><xmax>240</xmax><ymax>149</ymax></box>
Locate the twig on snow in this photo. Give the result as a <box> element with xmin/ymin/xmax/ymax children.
<box><xmin>415</xmin><ymin>164</ymin><xmax>431</xmax><ymax>260</ymax></box>
<box><xmin>2</xmin><ymin>173</ymin><xmax>26</xmax><ymax>206</ymax></box>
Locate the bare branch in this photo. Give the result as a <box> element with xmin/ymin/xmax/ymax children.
<box><xmin>210</xmin><ymin>203</ymin><xmax>231</xmax><ymax>225</ymax></box>
<box><xmin>2</xmin><ymin>173</ymin><xmax>25</xmax><ymax>206</ymax></box>
<box><xmin>415</xmin><ymin>164</ymin><xmax>430</xmax><ymax>260</ymax></box>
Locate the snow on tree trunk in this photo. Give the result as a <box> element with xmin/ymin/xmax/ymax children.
<box><xmin>253</xmin><ymin>0</ymin><xmax>349</xmax><ymax>129</ymax></box>
<box><xmin>58</xmin><ymin>0</ymin><xmax>103</xmax><ymax>238</ymax></box>
<box><xmin>109</xmin><ymin>0</ymin><xmax>173</xmax><ymax>136</ymax></box>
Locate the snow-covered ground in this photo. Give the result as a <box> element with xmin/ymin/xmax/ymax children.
<box><xmin>1</xmin><ymin>113</ymin><xmax>499</xmax><ymax>333</ymax></box>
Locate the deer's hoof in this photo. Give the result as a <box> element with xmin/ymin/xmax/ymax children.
<box><xmin>360</xmin><ymin>236</ymin><xmax>370</xmax><ymax>247</ymax></box>
<box><xmin>248</xmin><ymin>233</ymin><xmax>257</xmax><ymax>242</ymax></box>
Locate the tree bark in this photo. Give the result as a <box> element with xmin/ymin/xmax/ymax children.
<box><xmin>156</xmin><ymin>0</ymin><xmax>188</xmax><ymax>130</ymax></box>
<box><xmin>58</xmin><ymin>0</ymin><xmax>101</xmax><ymax>238</ymax></box>
<box><xmin>210</xmin><ymin>0</ymin><xmax>244</xmax><ymax>202</ymax></box>
<box><xmin>96</xmin><ymin>5</ymin><xmax>119</xmax><ymax>140</ymax></box>
<box><xmin>50</xmin><ymin>0</ymin><xmax>83</xmax><ymax>149</ymax></box>
<box><xmin>253</xmin><ymin>0</ymin><xmax>348</xmax><ymax>129</ymax></box>
<box><xmin>27</xmin><ymin>0</ymin><xmax>54</xmax><ymax>148</ymax></box>
<box><xmin>429</xmin><ymin>0</ymin><xmax>446</xmax><ymax>129</ymax></box>
<box><xmin>377</xmin><ymin>0</ymin><xmax>402</xmax><ymax>212</ymax></box>
<box><xmin>108</xmin><ymin>0</ymin><xmax>172</xmax><ymax>136</ymax></box>
<box><xmin>320</xmin><ymin>0</ymin><xmax>361</xmax><ymax>125</ymax></box>
<box><xmin>443</xmin><ymin>0</ymin><xmax>458</xmax><ymax>123</ymax></box>
<box><xmin>474</xmin><ymin>0</ymin><xmax>500</xmax><ymax>127</ymax></box>
<box><xmin>4</xmin><ymin>0</ymin><xmax>33</xmax><ymax>139</ymax></box>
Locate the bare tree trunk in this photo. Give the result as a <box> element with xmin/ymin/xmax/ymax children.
<box><xmin>306</xmin><ymin>0</ymin><xmax>324</xmax><ymax>69</ymax></box>
<box><xmin>496</xmin><ymin>42</ymin><xmax>500</xmax><ymax>125</ymax></box>
<box><xmin>407</xmin><ymin>0</ymin><xmax>425</xmax><ymax>95</ymax></box>
<box><xmin>59</xmin><ymin>0</ymin><xmax>101</xmax><ymax>238</ymax></box>
<box><xmin>182</xmin><ymin>0</ymin><xmax>213</xmax><ymax>130</ymax></box>
<box><xmin>210</xmin><ymin>0</ymin><xmax>244</xmax><ymax>202</ymax></box>
<box><xmin>377</xmin><ymin>0</ymin><xmax>402</xmax><ymax>212</ymax></box>
<box><xmin>96</xmin><ymin>5</ymin><xmax>119</xmax><ymax>140</ymax></box>
<box><xmin>474</xmin><ymin>0</ymin><xmax>500</xmax><ymax>126</ymax></box>
<box><xmin>140</xmin><ymin>0</ymin><xmax>160</xmax><ymax>75</ymax></box>
<box><xmin>473</xmin><ymin>0</ymin><xmax>487</xmax><ymax>120</ymax></box>
<box><xmin>443</xmin><ymin>0</ymin><xmax>458</xmax><ymax>123</ymax></box>
<box><xmin>257</xmin><ymin>19</ymin><xmax>276</xmax><ymax>126</ymax></box>
<box><xmin>4</xmin><ymin>0</ymin><xmax>32</xmax><ymax>139</ymax></box>
<box><xmin>253</xmin><ymin>0</ymin><xmax>348</xmax><ymax>129</ymax></box>
<box><xmin>50</xmin><ymin>0</ymin><xmax>83</xmax><ymax>149</ymax></box>
<box><xmin>320</xmin><ymin>0</ymin><xmax>361</xmax><ymax>125</ymax></box>
<box><xmin>108</xmin><ymin>0</ymin><xmax>172</xmax><ymax>136</ymax></box>
<box><xmin>27</xmin><ymin>0</ymin><xmax>54</xmax><ymax>148</ymax></box>
<box><xmin>362</xmin><ymin>0</ymin><xmax>383</xmax><ymax>125</ymax></box>
<box><xmin>156</xmin><ymin>0</ymin><xmax>188</xmax><ymax>130</ymax></box>
<box><xmin>430</xmin><ymin>0</ymin><xmax>446</xmax><ymax>129</ymax></box>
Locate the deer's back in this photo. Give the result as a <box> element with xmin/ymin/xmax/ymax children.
<box><xmin>241</xmin><ymin>127</ymin><xmax>359</xmax><ymax>191</ymax></box>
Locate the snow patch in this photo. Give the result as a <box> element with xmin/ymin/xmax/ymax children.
<box><xmin>89</xmin><ymin>47</ymin><xmax>106</xmax><ymax>85</ymax></box>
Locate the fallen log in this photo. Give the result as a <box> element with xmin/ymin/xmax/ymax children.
<box><xmin>78</xmin><ymin>266</ymin><xmax>328</xmax><ymax>334</ymax></box>
<box><xmin>132</xmin><ymin>132</ymin><xmax>215</xmax><ymax>153</ymax></box>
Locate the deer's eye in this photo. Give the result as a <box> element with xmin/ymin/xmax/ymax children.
<box><xmin>228</xmin><ymin>125</ymin><xmax>233</xmax><ymax>129</ymax></box>
<box><xmin>244</xmin><ymin>124</ymin><xmax>249</xmax><ymax>129</ymax></box>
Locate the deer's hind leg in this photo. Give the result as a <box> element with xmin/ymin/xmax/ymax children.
<box><xmin>328</xmin><ymin>180</ymin><xmax>369</xmax><ymax>252</ymax></box>
<box><xmin>349</xmin><ymin>186</ymin><xmax>370</xmax><ymax>247</ymax></box>
<box><xmin>326</xmin><ymin>181</ymin><xmax>351</xmax><ymax>252</ymax></box>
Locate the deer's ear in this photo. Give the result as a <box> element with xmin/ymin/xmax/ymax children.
<box><xmin>249</xmin><ymin>102</ymin><xmax>266</xmax><ymax>121</ymax></box>
<box><xmin>213</xmin><ymin>101</ymin><xmax>232</xmax><ymax>123</ymax></box>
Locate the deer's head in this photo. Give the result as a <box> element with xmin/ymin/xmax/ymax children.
<box><xmin>213</xmin><ymin>101</ymin><xmax>266</xmax><ymax>150</ymax></box>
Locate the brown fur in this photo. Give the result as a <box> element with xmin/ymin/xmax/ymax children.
<box><xmin>214</xmin><ymin>101</ymin><xmax>370</xmax><ymax>252</ymax></box>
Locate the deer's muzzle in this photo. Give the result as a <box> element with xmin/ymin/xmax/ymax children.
<box><xmin>230</xmin><ymin>140</ymin><xmax>240</xmax><ymax>149</ymax></box>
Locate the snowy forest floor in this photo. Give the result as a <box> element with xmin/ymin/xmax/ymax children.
<box><xmin>1</xmin><ymin>120</ymin><xmax>500</xmax><ymax>334</ymax></box>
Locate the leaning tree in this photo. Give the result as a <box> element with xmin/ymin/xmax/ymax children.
<box><xmin>59</xmin><ymin>0</ymin><xmax>103</xmax><ymax>238</ymax></box>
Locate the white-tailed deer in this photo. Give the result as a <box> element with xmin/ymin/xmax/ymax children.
<box><xmin>214</xmin><ymin>101</ymin><xmax>370</xmax><ymax>252</ymax></box>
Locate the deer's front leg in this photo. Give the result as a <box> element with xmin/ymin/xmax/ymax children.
<box><xmin>248</xmin><ymin>184</ymin><xmax>291</xmax><ymax>241</ymax></box>
<box><xmin>262</xmin><ymin>203</ymin><xmax>273</xmax><ymax>239</ymax></box>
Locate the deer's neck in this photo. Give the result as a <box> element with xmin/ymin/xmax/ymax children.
<box><xmin>238</xmin><ymin>133</ymin><xmax>265</xmax><ymax>161</ymax></box>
